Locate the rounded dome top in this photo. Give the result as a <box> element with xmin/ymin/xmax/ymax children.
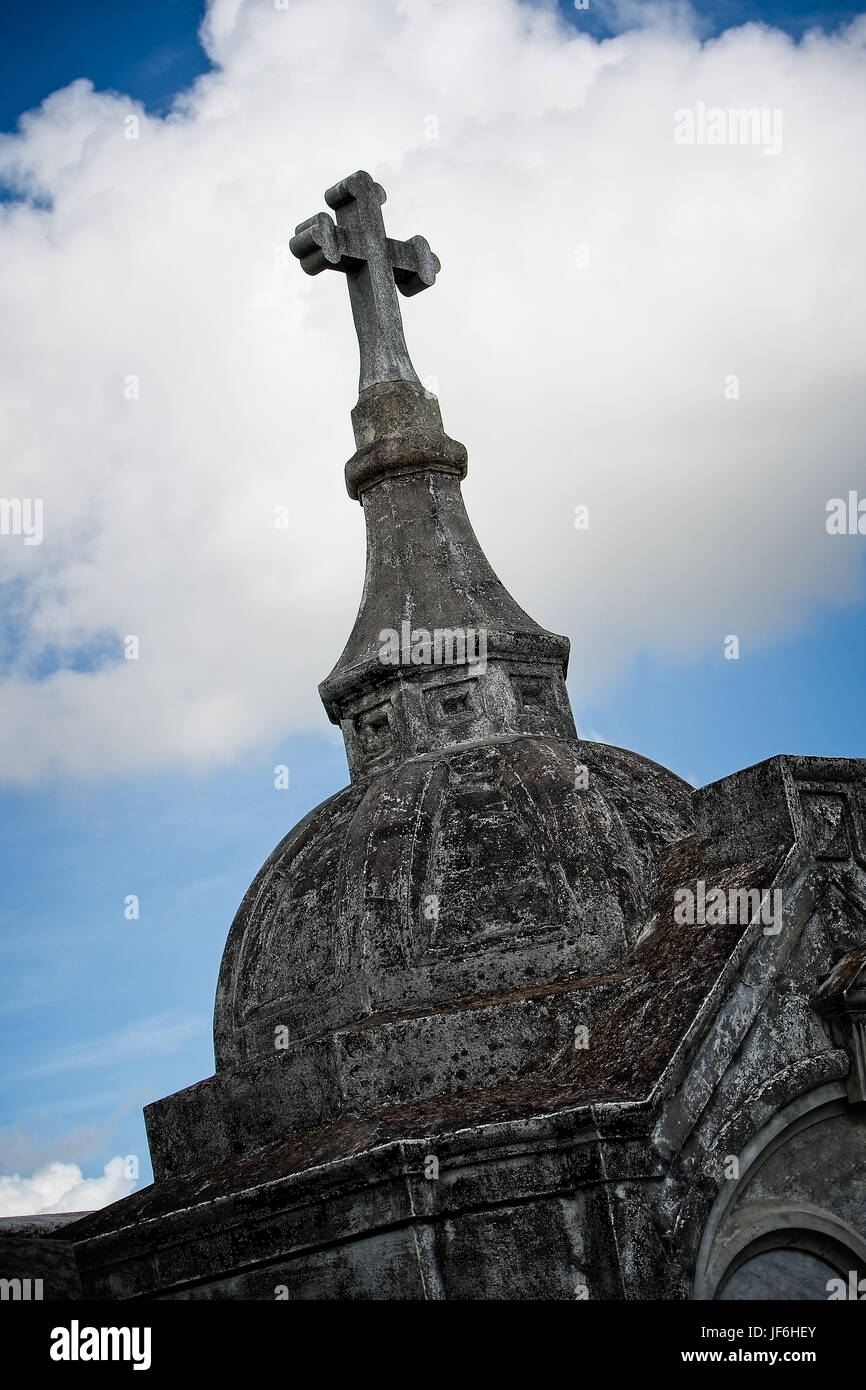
<box><xmin>214</xmin><ymin>734</ymin><xmax>693</xmax><ymax>1069</ymax></box>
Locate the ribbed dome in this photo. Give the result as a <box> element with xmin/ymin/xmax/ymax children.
<box><xmin>214</xmin><ymin>734</ymin><xmax>693</xmax><ymax>1071</ymax></box>
<box><xmin>209</xmin><ymin>168</ymin><xmax>693</xmax><ymax>1124</ymax></box>
<box><xmin>144</xmin><ymin>173</ymin><xmax>706</xmax><ymax>1180</ymax></box>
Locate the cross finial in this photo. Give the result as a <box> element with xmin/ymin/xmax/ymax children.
<box><xmin>290</xmin><ymin>171</ymin><xmax>439</xmax><ymax>393</ymax></box>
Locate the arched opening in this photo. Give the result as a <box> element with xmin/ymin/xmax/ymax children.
<box><xmin>703</xmin><ymin>1210</ymin><xmax>866</xmax><ymax>1300</ymax></box>
<box><xmin>716</xmin><ymin>1231</ymin><xmax>860</xmax><ymax>1300</ymax></box>
<box><xmin>692</xmin><ymin>1085</ymin><xmax>866</xmax><ymax>1300</ymax></box>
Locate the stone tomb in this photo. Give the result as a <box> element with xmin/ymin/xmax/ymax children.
<box><xmin>5</xmin><ymin>173</ymin><xmax>865</xmax><ymax>1301</ymax></box>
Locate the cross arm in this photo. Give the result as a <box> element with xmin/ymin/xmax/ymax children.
<box><xmin>388</xmin><ymin>235</ymin><xmax>440</xmax><ymax>297</ymax></box>
<box><xmin>289</xmin><ymin>212</ymin><xmax>359</xmax><ymax>277</ymax></box>
<box><xmin>290</xmin><ymin>218</ymin><xmax>440</xmax><ymax>297</ymax></box>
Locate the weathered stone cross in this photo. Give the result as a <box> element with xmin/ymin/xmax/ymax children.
<box><xmin>290</xmin><ymin>171</ymin><xmax>440</xmax><ymax>393</ymax></box>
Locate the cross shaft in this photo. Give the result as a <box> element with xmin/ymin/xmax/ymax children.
<box><xmin>290</xmin><ymin>171</ymin><xmax>439</xmax><ymax>393</ymax></box>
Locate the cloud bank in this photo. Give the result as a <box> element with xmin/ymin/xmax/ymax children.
<box><xmin>0</xmin><ymin>0</ymin><xmax>864</xmax><ymax>783</ymax></box>
<box><xmin>0</xmin><ymin>1156</ymin><xmax>134</xmax><ymax>1216</ymax></box>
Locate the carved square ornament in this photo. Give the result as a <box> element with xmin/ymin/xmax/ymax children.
<box><xmin>800</xmin><ymin>791</ymin><xmax>853</xmax><ymax>860</ymax></box>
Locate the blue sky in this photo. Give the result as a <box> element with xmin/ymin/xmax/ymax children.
<box><xmin>0</xmin><ymin>0</ymin><xmax>864</xmax><ymax>1205</ymax></box>
<box><xmin>1</xmin><ymin>0</ymin><xmax>863</xmax><ymax>134</ymax></box>
<box><xmin>0</xmin><ymin>1</ymin><xmax>210</xmax><ymax>135</ymax></box>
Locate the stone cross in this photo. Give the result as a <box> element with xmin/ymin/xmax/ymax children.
<box><xmin>290</xmin><ymin>171</ymin><xmax>440</xmax><ymax>393</ymax></box>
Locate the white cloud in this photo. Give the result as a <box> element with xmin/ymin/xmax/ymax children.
<box><xmin>0</xmin><ymin>1156</ymin><xmax>134</xmax><ymax>1216</ymax></box>
<box><xmin>0</xmin><ymin>0</ymin><xmax>864</xmax><ymax>784</ymax></box>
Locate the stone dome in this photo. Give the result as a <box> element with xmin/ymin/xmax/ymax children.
<box><xmin>207</xmin><ymin>173</ymin><xmax>694</xmax><ymax>1127</ymax></box>
<box><xmin>214</xmin><ymin>733</ymin><xmax>693</xmax><ymax>1071</ymax></box>
<box><xmin>146</xmin><ymin>172</ymin><xmax>705</xmax><ymax>1173</ymax></box>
